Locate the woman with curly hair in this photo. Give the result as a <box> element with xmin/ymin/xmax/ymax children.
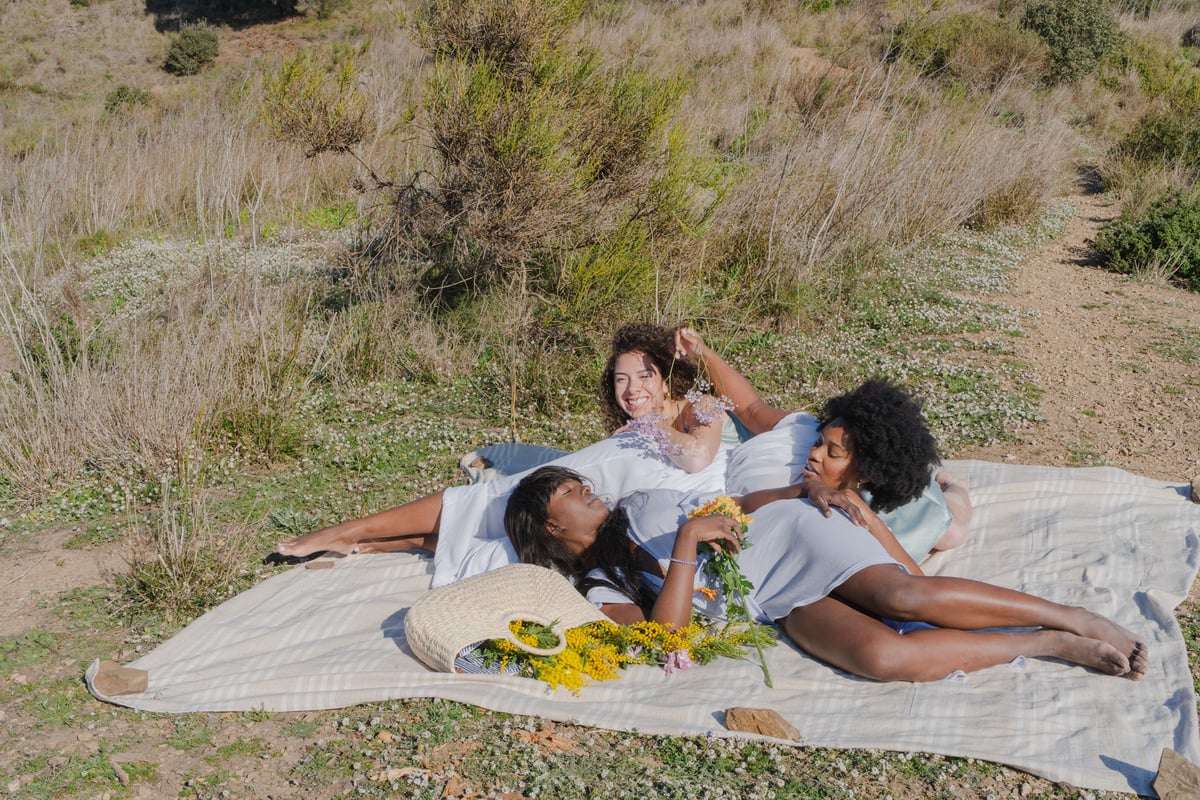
<box><xmin>675</xmin><ymin>328</ymin><xmax>972</xmax><ymax>557</ymax></box>
<box><xmin>597</xmin><ymin>323</ymin><xmax>739</xmax><ymax>474</ymax></box>
<box><xmin>275</xmin><ymin>323</ymin><xmax>735</xmax><ymax>586</ymax></box>
<box><xmin>503</xmin><ymin>466</ymin><xmax>1148</xmax><ymax>682</ymax></box>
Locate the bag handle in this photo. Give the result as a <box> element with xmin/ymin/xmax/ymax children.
<box><xmin>503</xmin><ymin>614</ymin><xmax>567</xmax><ymax>657</ymax></box>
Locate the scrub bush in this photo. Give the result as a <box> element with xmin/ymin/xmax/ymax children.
<box><xmin>1115</xmin><ymin>111</ymin><xmax>1200</xmax><ymax>175</ymax></box>
<box><xmin>1089</xmin><ymin>189</ymin><xmax>1200</xmax><ymax>291</ymax></box>
<box><xmin>373</xmin><ymin>0</ymin><xmax>722</xmax><ymax>314</ymax></box>
<box><xmin>1115</xmin><ymin>36</ymin><xmax>1200</xmax><ymax>111</ymax></box>
<box><xmin>164</xmin><ymin>21</ymin><xmax>219</xmax><ymax>76</ymax></box>
<box><xmin>891</xmin><ymin>13</ymin><xmax>1049</xmax><ymax>91</ymax></box>
<box><xmin>1020</xmin><ymin>0</ymin><xmax>1122</xmax><ymax>83</ymax></box>
<box><xmin>261</xmin><ymin>50</ymin><xmax>371</xmax><ymax>157</ymax></box>
<box><xmin>104</xmin><ymin>85</ymin><xmax>151</xmax><ymax>115</ymax></box>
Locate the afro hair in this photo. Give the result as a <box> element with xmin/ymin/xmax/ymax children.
<box><xmin>819</xmin><ymin>379</ymin><xmax>940</xmax><ymax>513</ymax></box>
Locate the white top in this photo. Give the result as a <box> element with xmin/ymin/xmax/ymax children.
<box><xmin>431</xmin><ymin>423</ymin><xmax>736</xmax><ymax>587</ymax></box>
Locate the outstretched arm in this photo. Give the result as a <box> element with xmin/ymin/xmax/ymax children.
<box><xmin>736</xmin><ymin>481</ymin><xmax>923</xmax><ymax>576</ymax></box>
<box><xmin>674</xmin><ymin>327</ymin><xmax>788</xmax><ymax>435</ymax></box>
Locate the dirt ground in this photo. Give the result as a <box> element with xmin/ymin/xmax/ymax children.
<box><xmin>953</xmin><ymin>191</ymin><xmax>1200</xmax><ymax>483</ymax></box>
<box><xmin>2</xmin><ymin>192</ymin><xmax>1199</xmax><ymax>797</ymax></box>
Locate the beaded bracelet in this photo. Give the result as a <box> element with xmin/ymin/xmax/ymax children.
<box><xmin>668</xmin><ymin>557</ymin><xmax>698</xmax><ymax>567</ymax></box>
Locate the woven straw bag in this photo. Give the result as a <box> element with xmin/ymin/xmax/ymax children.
<box><xmin>405</xmin><ymin>563</ymin><xmax>608</xmax><ymax>672</ymax></box>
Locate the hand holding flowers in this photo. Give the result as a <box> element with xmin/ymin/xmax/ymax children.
<box><xmin>686</xmin><ymin>496</ymin><xmax>776</xmax><ymax>687</ymax></box>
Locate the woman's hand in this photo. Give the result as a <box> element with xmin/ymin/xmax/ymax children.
<box><xmin>674</xmin><ymin>327</ymin><xmax>709</xmax><ymax>361</ymax></box>
<box><xmin>803</xmin><ymin>477</ymin><xmax>868</xmax><ymax>528</ymax></box>
<box><xmin>677</xmin><ymin>514</ymin><xmax>744</xmax><ymax>556</ymax></box>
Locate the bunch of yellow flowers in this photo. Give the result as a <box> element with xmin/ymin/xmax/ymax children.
<box><xmin>475</xmin><ymin>617</ymin><xmax>769</xmax><ymax>694</ymax></box>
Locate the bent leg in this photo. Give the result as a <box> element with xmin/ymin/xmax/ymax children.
<box><xmin>781</xmin><ymin>597</ymin><xmax>1131</xmax><ymax>682</ymax></box>
<box><xmin>276</xmin><ymin>491</ymin><xmax>445</xmax><ymax>557</ymax></box>
<box><xmin>833</xmin><ymin>566</ymin><xmax>1146</xmax><ymax>678</ymax></box>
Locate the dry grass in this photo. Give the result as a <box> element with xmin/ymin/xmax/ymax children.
<box><xmin>0</xmin><ymin>237</ymin><xmax>321</xmax><ymax>498</ymax></box>
<box><xmin>113</xmin><ymin>454</ymin><xmax>257</xmax><ymax>623</ymax></box>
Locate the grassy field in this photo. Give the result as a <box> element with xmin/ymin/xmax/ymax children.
<box><xmin>3</xmin><ymin>0</ymin><xmax>1200</xmax><ymax>797</ymax></box>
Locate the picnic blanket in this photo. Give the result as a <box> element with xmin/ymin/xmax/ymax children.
<box><xmin>86</xmin><ymin>460</ymin><xmax>1200</xmax><ymax>795</ymax></box>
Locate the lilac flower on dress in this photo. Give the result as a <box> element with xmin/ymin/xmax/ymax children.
<box><xmin>627</xmin><ymin>413</ymin><xmax>685</xmax><ymax>457</ymax></box>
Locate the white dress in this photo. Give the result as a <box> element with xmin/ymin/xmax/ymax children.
<box><xmin>586</xmin><ymin>489</ymin><xmax>903</xmax><ymax>624</ymax></box>
<box><xmin>431</xmin><ymin>422</ymin><xmax>737</xmax><ymax>587</ymax></box>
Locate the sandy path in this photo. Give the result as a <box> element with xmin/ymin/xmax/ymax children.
<box><xmin>955</xmin><ymin>191</ymin><xmax>1200</xmax><ymax>484</ymax></box>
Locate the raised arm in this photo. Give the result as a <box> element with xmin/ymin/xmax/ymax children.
<box><xmin>655</xmin><ymin>395</ymin><xmax>728</xmax><ymax>473</ymax></box>
<box><xmin>598</xmin><ymin>514</ymin><xmax>744</xmax><ymax>629</ymax></box>
<box><xmin>674</xmin><ymin>328</ymin><xmax>788</xmax><ymax>435</ymax></box>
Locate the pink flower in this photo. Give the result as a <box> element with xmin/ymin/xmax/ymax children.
<box><xmin>663</xmin><ymin>649</ymin><xmax>694</xmax><ymax>675</ymax></box>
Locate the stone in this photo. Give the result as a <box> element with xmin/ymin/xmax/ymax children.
<box><xmin>722</xmin><ymin>707</ymin><xmax>800</xmax><ymax>740</ymax></box>
<box><xmin>1155</xmin><ymin>748</ymin><xmax>1200</xmax><ymax>799</ymax></box>
<box><xmin>92</xmin><ymin>661</ymin><xmax>148</xmax><ymax>696</ymax></box>
<box><xmin>1190</xmin><ymin>475</ymin><xmax>1199</xmax><ymax>504</ymax></box>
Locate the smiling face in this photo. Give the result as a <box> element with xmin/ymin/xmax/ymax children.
<box><xmin>544</xmin><ymin>479</ymin><xmax>611</xmax><ymax>556</ymax></box>
<box><xmin>612</xmin><ymin>351</ymin><xmax>668</xmax><ymax>420</ymax></box>
<box><xmin>803</xmin><ymin>419</ymin><xmax>864</xmax><ymax>491</ymax></box>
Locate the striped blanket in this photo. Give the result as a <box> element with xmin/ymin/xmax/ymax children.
<box><xmin>86</xmin><ymin>461</ymin><xmax>1200</xmax><ymax>795</ymax></box>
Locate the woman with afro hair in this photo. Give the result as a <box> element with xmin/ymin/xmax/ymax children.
<box><xmin>674</xmin><ymin>328</ymin><xmax>972</xmax><ymax>557</ymax></box>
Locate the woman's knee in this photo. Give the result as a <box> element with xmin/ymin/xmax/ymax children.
<box><xmin>815</xmin><ymin>636</ymin><xmax>926</xmax><ymax>682</ymax></box>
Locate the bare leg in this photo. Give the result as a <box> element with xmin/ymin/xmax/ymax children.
<box><xmin>933</xmin><ymin>470</ymin><xmax>972</xmax><ymax>551</ymax></box>
<box><xmin>782</xmin><ymin>597</ymin><xmax>1131</xmax><ymax>682</ymax></box>
<box><xmin>834</xmin><ymin>565</ymin><xmax>1147</xmax><ymax>678</ymax></box>
<box><xmin>276</xmin><ymin>491</ymin><xmax>445</xmax><ymax>557</ymax></box>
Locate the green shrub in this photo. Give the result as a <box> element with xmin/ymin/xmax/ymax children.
<box><xmin>164</xmin><ymin>22</ymin><xmax>219</xmax><ymax>76</ymax></box>
<box><xmin>1115</xmin><ymin>111</ymin><xmax>1200</xmax><ymax>174</ymax></box>
<box><xmin>892</xmin><ymin>13</ymin><xmax>1049</xmax><ymax>91</ymax></box>
<box><xmin>1089</xmin><ymin>190</ymin><xmax>1200</xmax><ymax>291</ymax></box>
<box><xmin>261</xmin><ymin>50</ymin><xmax>370</xmax><ymax>156</ymax></box>
<box><xmin>103</xmin><ymin>85</ymin><xmax>151</xmax><ymax>115</ymax></box>
<box><xmin>1020</xmin><ymin>0</ymin><xmax>1123</xmax><ymax>83</ymax></box>
<box><xmin>1115</xmin><ymin>35</ymin><xmax>1200</xmax><ymax>112</ymax></box>
<box><xmin>312</xmin><ymin>0</ymin><xmax>350</xmax><ymax>18</ymax></box>
<box><xmin>375</xmin><ymin>0</ymin><xmax>722</xmax><ymax>314</ymax></box>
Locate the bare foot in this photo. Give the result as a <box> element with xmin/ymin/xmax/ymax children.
<box><xmin>1127</xmin><ymin>642</ymin><xmax>1148</xmax><ymax>681</ymax></box>
<box><xmin>277</xmin><ymin>523</ymin><xmax>360</xmax><ymax>558</ymax></box>
<box><xmin>1070</xmin><ymin>610</ymin><xmax>1147</xmax><ymax>677</ymax></box>
<box><xmin>1044</xmin><ymin>630</ymin><xmax>1130</xmax><ymax>677</ymax></box>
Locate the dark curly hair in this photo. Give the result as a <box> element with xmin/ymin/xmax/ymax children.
<box><xmin>504</xmin><ymin>466</ymin><xmax>653</xmax><ymax>610</ymax></box>
<box><xmin>819</xmin><ymin>379</ymin><xmax>940</xmax><ymax>513</ymax></box>
<box><xmin>599</xmin><ymin>323</ymin><xmax>696</xmax><ymax>433</ymax></box>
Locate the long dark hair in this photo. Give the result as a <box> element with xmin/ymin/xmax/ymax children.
<box><xmin>504</xmin><ymin>466</ymin><xmax>653</xmax><ymax>609</ymax></box>
<box><xmin>599</xmin><ymin>323</ymin><xmax>697</xmax><ymax>433</ymax></box>
<box><xmin>820</xmin><ymin>379</ymin><xmax>940</xmax><ymax>513</ymax></box>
